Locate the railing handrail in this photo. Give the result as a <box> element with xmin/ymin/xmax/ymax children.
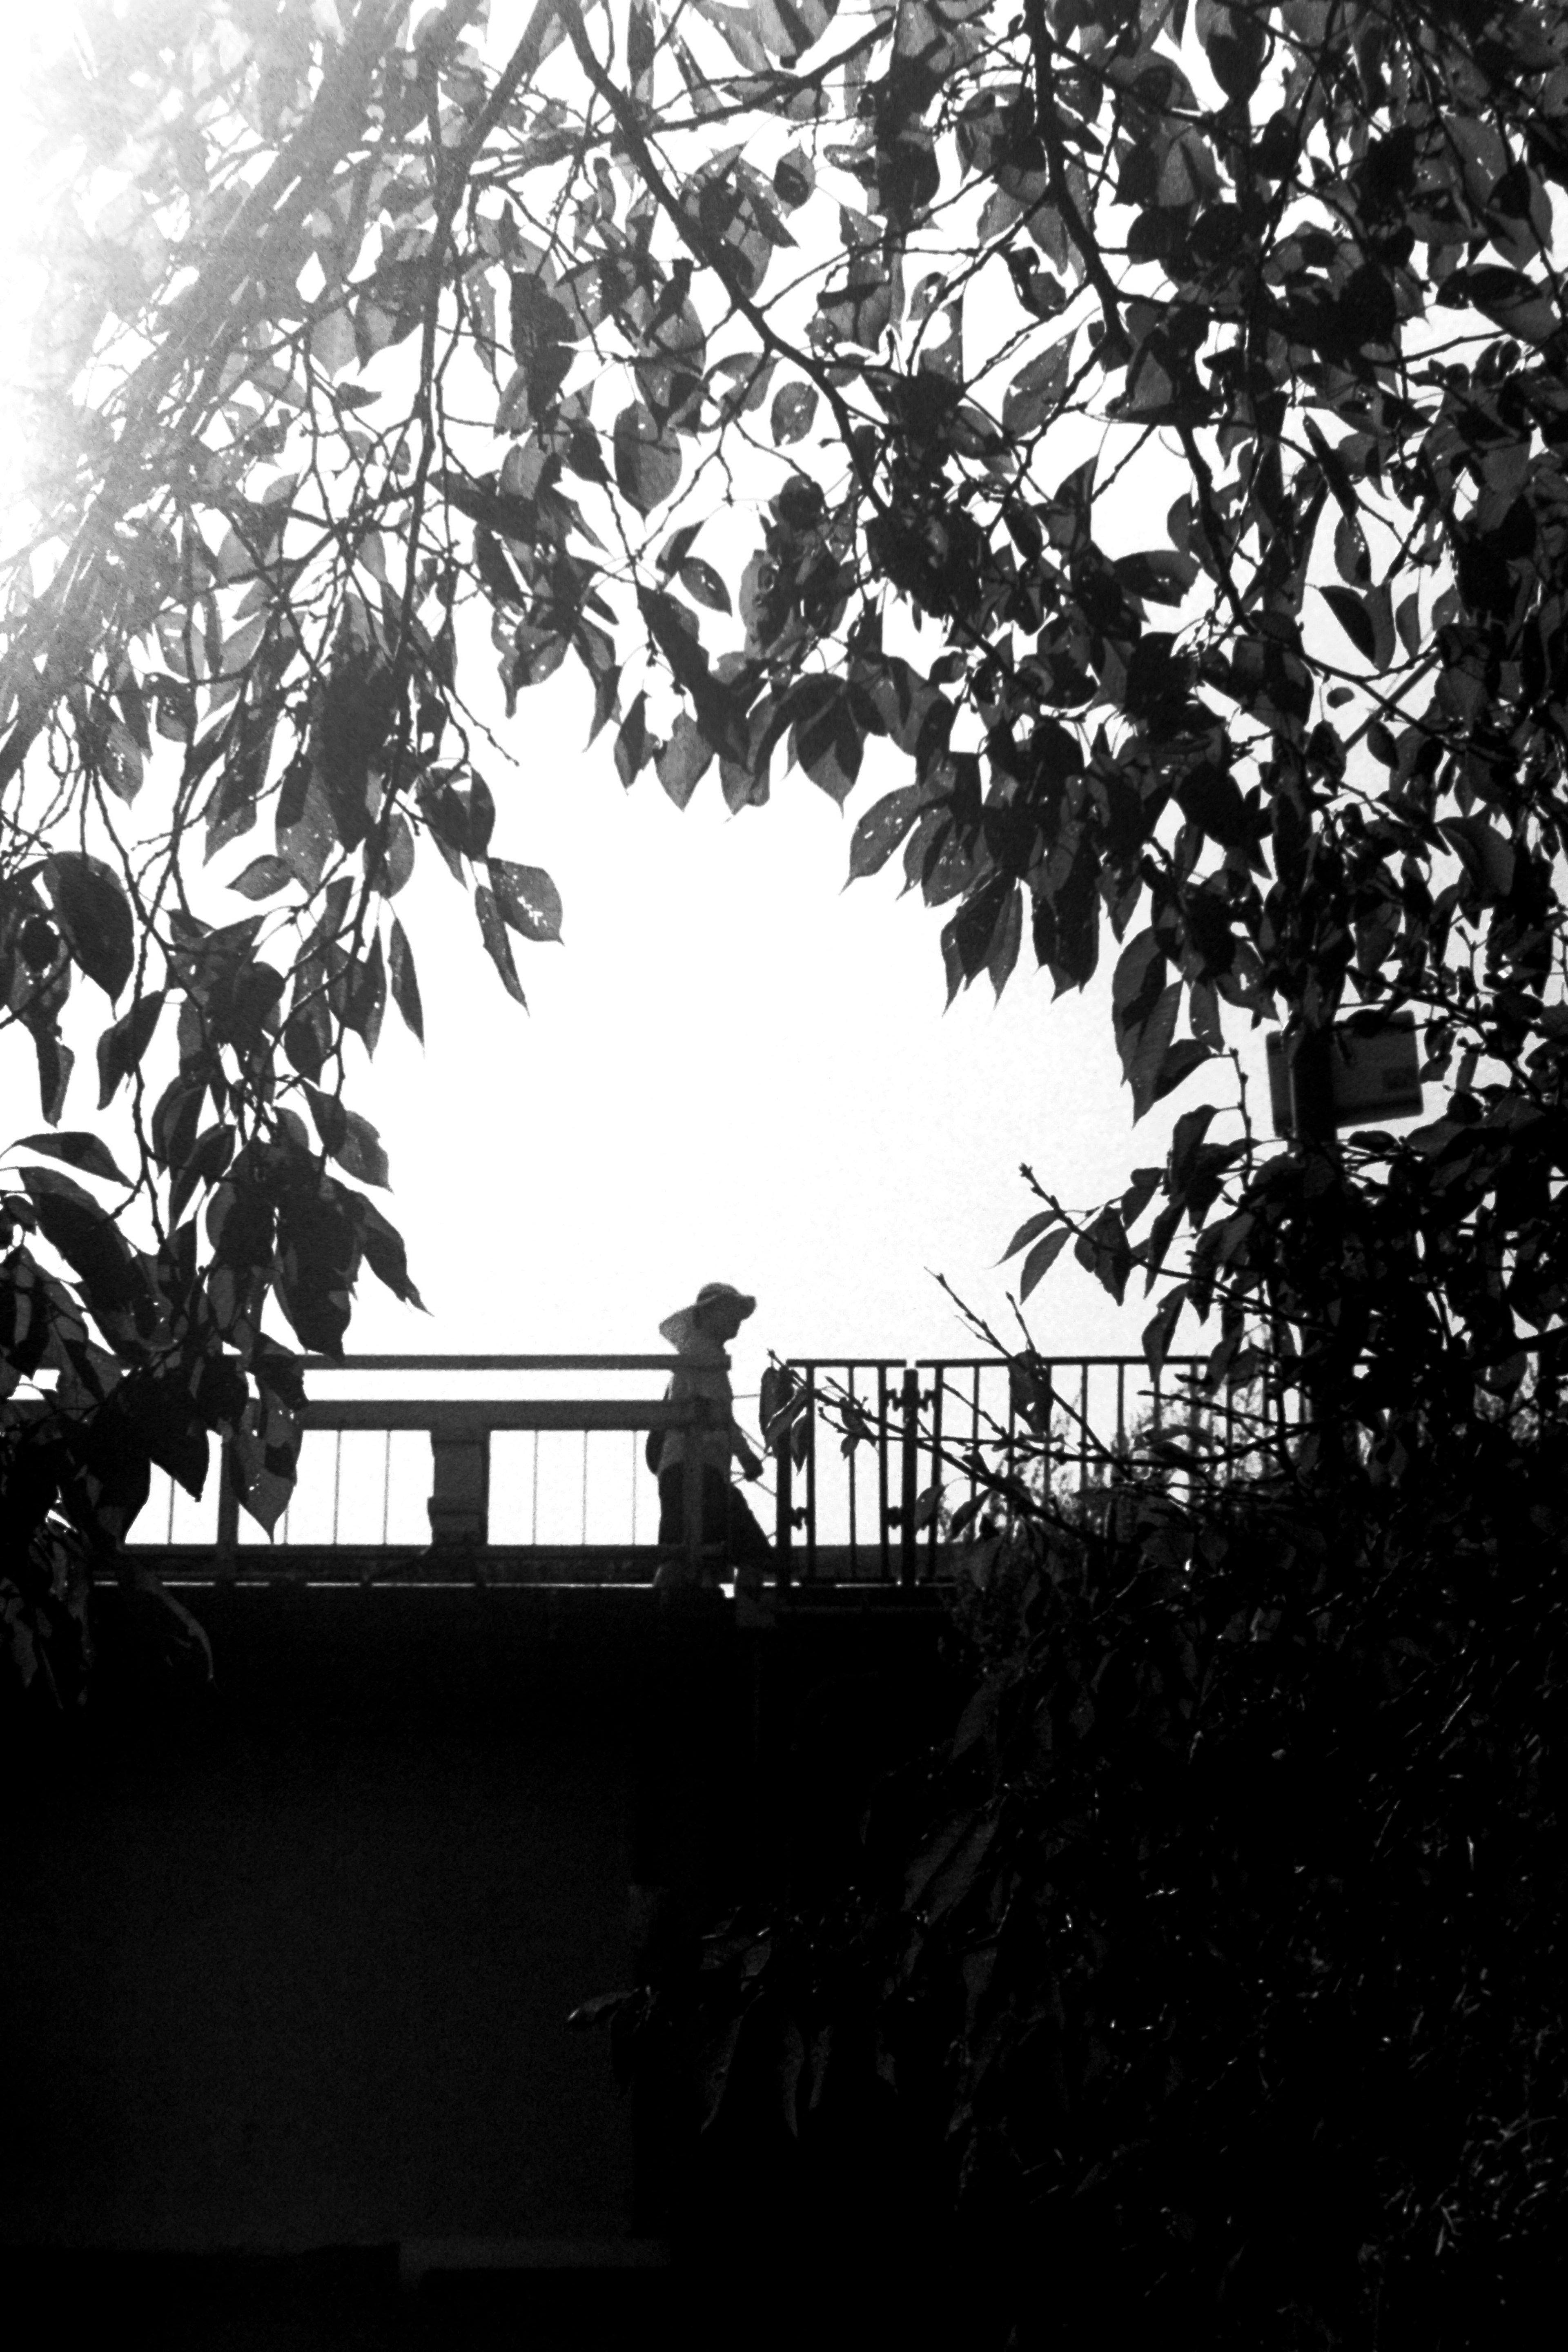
<box><xmin>296</xmin><ymin>1399</ymin><xmax>713</xmax><ymax>1432</ymax></box>
<box><xmin>295</xmin><ymin>1353</ymin><xmax>720</xmax><ymax>1373</ymax></box>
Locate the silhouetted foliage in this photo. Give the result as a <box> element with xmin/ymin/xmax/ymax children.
<box><xmin>578</xmin><ymin>1426</ymin><xmax>1568</xmax><ymax>2345</ymax></box>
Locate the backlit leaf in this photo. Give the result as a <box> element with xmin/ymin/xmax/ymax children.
<box><xmin>679</xmin><ymin>557</ymin><xmax>733</xmax><ymax>612</ymax></box>
<box><xmin>614</xmin><ymin>401</ymin><xmax>683</xmax><ymax>514</ymax></box>
<box><xmin>475</xmin><ymin>885</ymin><xmax>527</xmax><ymax>1005</ymax></box>
<box><xmin>45</xmin><ymin>854</ymin><xmax>134</xmax><ymax>1000</ymax></box>
<box><xmin>96</xmin><ymin>990</ymin><xmax>165</xmax><ymax>1109</ymax></box>
<box><xmin>229</xmin><ymin>854</ymin><xmax>295</xmax><ymax>900</ymax></box>
<box><xmin>12</xmin><ymin>1131</ymin><xmax>128</xmax><ymax>1185</ymax></box>
<box><xmin>771</xmin><ymin>382</ymin><xmax>819</xmax><ymax>444</ymax></box>
<box><xmin>488</xmin><ymin>859</ymin><xmax>564</xmax><ymax>942</ymax></box>
<box><xmin>1318</xmin><ymin>585</ymin><xmax>1376</xmax><ymax>662</ymax></box>
<box><xmin>389</xmin><ymin>916</ymin><xmax>423</xmax><ymax>1043</ymax></box>
<box><xmin>848</xmin><ymin>785</ymin><xmax>924</xmax><ymax>880</ymax></box>
<box><xmin>1019</xmin><ymin>1223</ymin><xmax>1071</xmax><ymax>1301</ymax></box>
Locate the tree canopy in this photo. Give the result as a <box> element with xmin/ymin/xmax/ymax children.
<box><xmin>4</xmin><ymin>0</ymin><xmax>1568</xmax><ymax>1676</ymax></box>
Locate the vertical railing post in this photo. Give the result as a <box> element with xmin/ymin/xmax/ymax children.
<box><xmin>215</xmin><ymin>1434</ymin><xmax>239</xmax><ymax>1579</ymax></box>
<box><xmin>877</xmin><ymin>1365</ymin><xmax>891</xmax><ymax>1583</ymax></box>
<box><xmin>804</xmin><ymin>1370</ymin><xmax>818</xmax><ymax>1585</ymax></box>
<box><xmin>927</xmin><ymin>1372</ymin><xmax>944</xmax><ymax>1579</ymax></box>
<box><xmin>899</xmin><ymin>1367</ymin><xmax>919</xmax><ymax>1589</ymax></box>
<box><xmin>846</xmin><ymin>1367</ymin><xmax>859</xmax><ymax>1578</ymax></box>
<box><xmin>775</xmin><ymin>1416</ymin><xmax>793</xmax><ymax>1592</ymax></box>
<box><xmin>428</xmin><ymin>1415</ymin><xmax>490</xmax><ymax>1550</ymax></box>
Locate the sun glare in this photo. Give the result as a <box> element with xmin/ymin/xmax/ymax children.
<box><xmin>0</xmin><ymin>12</ymin><xmax>109</xmax><ymax>537</ymax></box>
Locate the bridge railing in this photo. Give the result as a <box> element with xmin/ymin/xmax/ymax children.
<box><xmin>126</xmin><ymin>1350</ymin><xmax>1291</xmax><ymax>1586</ymax></box>
<box><xmin>129</xmin><ymin>1356</ymin><xmax>726</xmax><ymax>1579</ymax></box>
<box><xmin>771</xmin><ymin>1354</ymin><xmax>1294</xmax><ymax>1586</ymax></box>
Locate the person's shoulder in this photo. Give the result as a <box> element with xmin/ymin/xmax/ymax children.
<box><xmin>680</xmin><ymin>1330</ymin><xmax>726</xmax><ymax>1365</ymax></box>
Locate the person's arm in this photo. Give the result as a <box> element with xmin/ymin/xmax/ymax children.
<box><xmin>713</xmin><ymin>1359</ymin><xmax>762</xmax><ymax>1477</ymax></box>
<box><xmin>726</xmin><ymin>1397</ymin><xmax>763</xmax><ymax>1479</ymax></box>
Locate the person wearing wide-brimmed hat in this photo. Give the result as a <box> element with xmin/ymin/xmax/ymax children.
<box><xmin>651</xmin><ymin>1282</ymin><xmax>771</xmax><ymax>1592</ymax></box>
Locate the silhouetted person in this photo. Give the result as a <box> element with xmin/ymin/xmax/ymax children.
<box><xmin>652</xmin><ymin>1282</ymin><xmax>771</xmax><ymax>1598</ymax></box>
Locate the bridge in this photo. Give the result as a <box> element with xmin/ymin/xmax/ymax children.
<box><xmin>129</xmin><ymin>1348</ymin><xmax>1270</xmax><ymax>1590</ymax></box>
<box><xmin>5</xmin><ymin>1342</ymin><xmax>1278</xmax><ymax>2316</ymax></box>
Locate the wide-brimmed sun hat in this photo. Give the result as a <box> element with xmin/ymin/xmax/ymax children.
<box><xmin>659</xmin><ymin>1282</ymin><xmax>756</xmax><ymax>1349</ymax></box>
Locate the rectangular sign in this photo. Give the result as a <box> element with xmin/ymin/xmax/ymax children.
<box><xmin>1267</xmin><ymin>1014</ymin><xmax>1423</xmax><ymax>1138</ymax></box>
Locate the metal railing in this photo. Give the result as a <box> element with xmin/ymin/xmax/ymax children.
<box><xmin>126</xmin><ymin>1350</ymin><xmax>1289</xmax><ymax>1587</ymax></box>
<box><xmin>771</xmin><ymin>1354</ymin><xmax>1292</xmax><ymax>1587</ymax></box>
<box><xmin>131</xmin><ymin>1355</ymin><xmax>729</xmax><ymax>1581</ymax></box>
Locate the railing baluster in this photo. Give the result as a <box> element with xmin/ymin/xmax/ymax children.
<box><xmin>775</xmin><ymin>1416</ymin><xmax>793</xmax><ymax>1591</ymax></box>
<box><xmin>846</xmin><ymin>1365</ymin><xmax>858</xmax><ymax>1578</ymax></box>
<box><xmin>970</xmin><ymin>1366</ymin><xmax>981</xmax><ymax>1529</ymax></box>
<box><xmin>215</xmin><ymin>1438</ymin><xmax>238</xmax><ymax>1578</ymax></box>
<box><xmin>927</xmin><ymin>1374</ymin><xmax>943</xmax><ymax>1579</ymax></box>
<box><xmin>900</xmin><ymin>1368</ymin><xmax>918</xmax><ymax>1588</ymax></box>
<box><xmin>877</xmin><ymin>1366</ymin><xmax>890</xmax><ymax>1583</ymax></box>
<box><xmin>804</xmin><ymin>1370</ymin><xmax>818</xmax><ymax>1585</ymax></box>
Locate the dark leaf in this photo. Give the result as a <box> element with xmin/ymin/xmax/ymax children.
<box><xmin>229</xmin><ymin>854</ymin><xmax>295</xmax><ymax>901</ymax></box>
<box><xmin>350</xmin><ymin>1192</ymin><xmax>424</xmax><ymax>1310</ymax></box>
<box><xmin>793</xmin><ymin>682</ymin><xmax>862</xmax><ymax>803</ymax></box>
<box><xmin>388</xmin><ymin>916</ymin><xmax>423</xmax><ymax>1043</ymax></box>
<box><xmin>1000</xmin><ymin>1207</ymin><xmax>1060</xmax><ymax>1263</ymax></box>
<box><xmin>169</xmin><ymin>1122</ymin><xmax>237</xmax><ymax>1225</ymax></box>
<box><xmin>96</xmin><ymin>989</ymin><xmax>165</xmax><ymax>1109</ymax></box>
<box><xmin>1150</xmin><ymin>1038</ymin><xmax>1214</xmax><ymax>1106</ymax></box>
<box><xmin>45</xmin><ymin>854</ymin><xmax>135</xmax><ymax>1000</ymax></box>
<box><xmin>679</xmin><ymin>557</ymin><xmax>733</xmax><ymax>613</ymax></box>
<box><xmin>816</xmin><ymin>263</ymin><xmax>891</xmax><ymax>350</ymax></box>
<box><xmin>656</xmin><ymin>713</ymin><xmax>715</xmax><ymax>808</ymax></box>
<box><xmin>1175</xmin><ymin>763</ymin><xmax>1249</xmax><ymax>849</ymax></box>
<box><xmin>11</xmin><ymin>1132</ymin><xmax>128</xmax><ymax>1185</ymax></box>
<box><xmin>771</xmin><ymin>382</ymin><xmax>819</xmax><ymax>444</ymax></box>
<box><xmin>274</xmin><ymin>1190</ymin><xmax>358</xmax><ymax>1356</ymax></box>
<box><xmin>304</xmin><ymin>1085</ymin><xmax>391</xmax><ymax>1188</ymax></box>
<box><xmin>1075</xmin><ymin>1205</ymin><xmax>1132</xmax><ymax>1305</ymax></box>
<box><xmin>488</xmin><ymin>859</ymin><xmax>564</xmax><ymax>942</ymax></box>
<box><xmin>706</xmin><ymin>352</ymin><xmax>777</xmax><ymax>423</ymax></box>
<box><xmin>1114</xmin><ymin>548</ymin><xmax>1200</xmax><ymax>607</ymax></box>
<box><xmin>848</xmin><ymin>784</ymin><xmax>925</xmax><ymax>880</ymax></box>
<box><xmin>1019</xmin><ymin>1223</ymin><xmax>1071</xmax><ymax>1302</ymax></box>
<box><xmin>475</xmin><ymin>885</ymin><xmax>527</xmax><ymax>1006</ymax></box>
<box><xmin>774</xmin><ymin>145</ymin><xmax>815</xmax><ymax>208</ymax></box>
<box><xmin>613</xmin><ymin>401</ymin><xmax>683</xmax><ymax>514</ymax></box>
<box><xmin>749</xmin><ymin>0</ymin><xmax>839</xmax><ymax>65</ymax></box>
<box><xmin>615</xmin><ymin>693</ymin><xmax>650</xmax><ymax>786</ymax></box>
<box><xmin>1003</xmin><ymin>341</ymin><xmax>1071</xmax><ymax>437</ymax></box>
<box><xmin>1113</xmin><ymin>931</ymin><xmax>1185</xmax><ymax>1122</ymax></box>
<box><xmin>1319</xmin><ymin>584</ymin><xmax>1378</xmax><ymax>663</ymax></box>
<box><xmin>1143</xmin><ymin>1282</ymin><xmax>1189</xmax><ymax>1379</ymax></box>
<box><xmin>20</xmin><ymin>1164</ymin><xmax>146</xmax><ymax>1319</ymax></box>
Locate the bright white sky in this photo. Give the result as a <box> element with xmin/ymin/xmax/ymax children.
<box><xmin>336</xmin><ymin>640</ymin><xmax>1278</xmax><ymax>1389</ymax></box>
